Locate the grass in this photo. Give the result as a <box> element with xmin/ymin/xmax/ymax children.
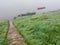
<box><xmin>14</xmin><ymin>10</ymin><xmax>60</xmax><ymax>45</ymax></box>
<box><xmin>0</xmin><ymin>21</ymin><xmax>8</xmax><ymax>45</ymax></box>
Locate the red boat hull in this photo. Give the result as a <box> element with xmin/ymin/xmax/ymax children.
<box><xmin>37</xmin><ymin>6</ymin><xmax>46</xmax><ymax>10</ymax></box>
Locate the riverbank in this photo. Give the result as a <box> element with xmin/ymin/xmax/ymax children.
<box><xmin>13</xmin><ymin>10</ymin><xmax>60</xmax><ymax>45</ymax></box>
<box><xmin>0</xmin><ymin>10</ymin><xmax>60</xmax><ymax>45</ymax></box>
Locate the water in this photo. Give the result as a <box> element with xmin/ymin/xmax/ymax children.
<box><xmin>0</xmin><ymin>0</ymin><xmax>60</xmax><ymax>20</ymax></box>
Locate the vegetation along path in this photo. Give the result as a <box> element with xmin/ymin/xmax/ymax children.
<box><xmin>7</xmin><ymin>20</ymin><xmax>27</xmax><ymax>45</ymax></box>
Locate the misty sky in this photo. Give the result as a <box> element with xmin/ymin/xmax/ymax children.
<box><xmin>0</xmin><ymin>0</ymin><xmax>60</xmax><ymax>20</ymax></box>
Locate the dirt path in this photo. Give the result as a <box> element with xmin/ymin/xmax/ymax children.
<box><xmin>7</xmin><ymin>20</ymin><xmax>27</xmax><ymax>45</ymax></box>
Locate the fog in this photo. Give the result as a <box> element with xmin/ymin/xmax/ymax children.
<box><xmin>0</xmin><ymin>0</ymin><xmax>60</xmax><ymax>20</ymax></box>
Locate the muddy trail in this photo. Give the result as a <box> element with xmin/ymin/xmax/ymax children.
<box><xmin>7</xmin><ymin>20</ymin><xmax>27</xmax><ymax>45</ymax></box>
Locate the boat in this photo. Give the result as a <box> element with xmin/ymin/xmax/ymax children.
<box><xmin>37</xmin><ymin>6</ymin><xmax>46</xmax><ymax>10</ymax></box>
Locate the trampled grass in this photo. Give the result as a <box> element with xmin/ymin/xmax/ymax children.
<box><xmin>14</xmin><ymin>10</ymin><xmax>60</xmax><ymax>45</ymax></box>
<box><xmin>0</xmin><ymin>21</ymin><xmax>8</xmax><ymax>45</ymax></box>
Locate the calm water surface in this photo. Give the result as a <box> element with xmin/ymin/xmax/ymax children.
<box><xmin>0</xmin><ymin>0</ymin><xmax>60</xmax><ymax>20</ymax></box>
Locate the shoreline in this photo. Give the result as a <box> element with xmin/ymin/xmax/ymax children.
<box><xmin>0</xmin><ymin>9</ymin><xmax>60</xmax><ymax>21</ymax></box>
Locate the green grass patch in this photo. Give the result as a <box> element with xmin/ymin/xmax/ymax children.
<box><xmin>14</xmin><ymin>10</ymin><xmax>60</xmax><ymax>45</ymax></box>
<box><xmin>0</xmin><ymin>21</ymin><xmax>8</xmax><ymax>45</ymax></box>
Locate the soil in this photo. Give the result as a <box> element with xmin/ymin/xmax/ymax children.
<box><xmin>7</xmin><ymin>20</ymin><xmax>27</xmax><ymax>45</ymax></box>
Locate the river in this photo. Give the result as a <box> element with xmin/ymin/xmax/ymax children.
<box><xmin>0</xmin><ymin>0</ymin><xmax>60</xmax><ymax>20</ymax></box>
